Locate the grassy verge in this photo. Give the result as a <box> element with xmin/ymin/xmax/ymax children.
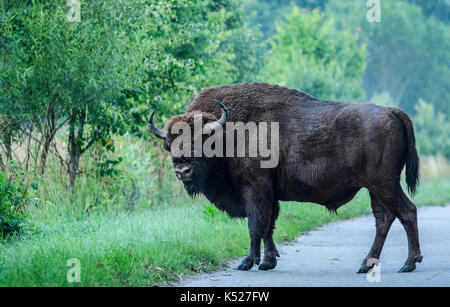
<box><xmin>0</xmin><ymin>179</ymin><xmax>449</xmax><ymax>286</ymax></box>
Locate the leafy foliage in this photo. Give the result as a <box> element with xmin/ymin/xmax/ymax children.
<box><xmin>246</xmin><ymin>0</ymin><xmax>448</xmax><ymax>41</ymax></box>
<box><xmin>370</xmin><ymin>91</ymin><xmax>397</xmax><ymax>108</ymax></box>
<box><xmin>264</xmin><ymin>7</ymin><xmax>366</xmax><ymax>101</ymax></box>
<box><xmin>407</xmin><ymin>0</ymin><xmax>450</xmax><ymax>23</ymax></box>
<box><xmin>0</xmin><ymin>162</ymin><xmax>31</xmax><ymax>240</ymax></box>
<box><xmin>130</xmin><ymin>0</ymin><xmax>264</xmax><ymax>131</ymax></box>
<box><xmin>414</xmin><ymin>100</ymin><xmax>450</xmax><ymax>159</ymax></box>
<box><xmin>246</xmin><ymin>0</ymin><xmax>328</xmax><ymax>40</ymax></box>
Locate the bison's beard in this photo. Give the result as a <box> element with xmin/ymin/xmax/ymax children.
<box><xmin>183</xmin><ymin>180</ymin><xmax>203</xmax><ymax>197</ymax></box>
<box><xmin>183</xmin><ymin>172</ymin><xmax>210</xmax><ymax>197</ymax></box>
<box><xmin>179</xmin><ymin>158</ymin><xmax>212</xmax><ymax>198</ymax></box>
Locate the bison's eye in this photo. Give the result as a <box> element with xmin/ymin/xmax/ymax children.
<box><xmin>173</xmin><ymin>157</ymin><xmax>188</xmax><ymax>164</ymax></box>
<box><xmin>163</xmin><ymin>140</ymin><xmax>171</xmax><ymax>151</ymax></box>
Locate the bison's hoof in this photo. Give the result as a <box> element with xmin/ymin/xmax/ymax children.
<box><xmin>258</xmin><ymin>255</ymin><xmax>277</xmax><ymax>270</ymax></box>
<box><xmin>258</xmin><ymin>261</ymin><xmax>276</xmax><ymax>271</ymax></box>
<box><xmin>234</xmin><ymin>257</ymin><xmax>258</xmax><ymax>271</ymax></box>
<box><xmin>234</xmin><ymin>262</ymin><xmax>253</xmax><ymax>271</ymax></box>
<box><xmin>357</xmin><ymin>264</ymin><xmax>373</xmax><ymax>274</ymax></box>
<box><xmin>398</xmin><ymin>264</ymin><xmax>416</xmax><ymax>273</ymax></box>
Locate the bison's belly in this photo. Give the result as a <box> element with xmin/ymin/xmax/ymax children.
<box><xmin>277</xmin><ymin>176</ymin><xmax>361</xmax><ymax>211</ymax></box>
<box><xmin>215</xmin><ymin>202</ymin><xmax>246</xmax><ymax>218</ymax></box>
<box><xmin>204</xmin><ymin>193</ymin><xmax>247</xmax><ymax>218</ymax></box>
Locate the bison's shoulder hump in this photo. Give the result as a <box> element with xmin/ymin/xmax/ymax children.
<box><xmin>187</xmin><ymin>82</ymin><xmax>312</xmax><ymax>113</ymax></box>
<box><xmin>198</xmin><ymin>82</ymin><xmax>310</xmax><ymax>99</ymax></box>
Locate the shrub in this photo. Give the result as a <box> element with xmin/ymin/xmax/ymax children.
<box><xmin>370</xmin><ymin>91</ymin><xmax>397</xmax><ymax>108</ymax></box>
<box><xmin>413</xmin><ymin>100</ymin><xmax>450</xmax><ymax>159</ymax></box>
<box><xmin>0</xmin><ymin>162</ymin><xmax>31</xmax><ymax>240</ymax></box>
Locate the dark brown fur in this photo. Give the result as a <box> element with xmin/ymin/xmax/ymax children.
<box><xmin>155</xmin><ymin>82</ymin><xmax>422</xmax><ymax>272</ymax></box>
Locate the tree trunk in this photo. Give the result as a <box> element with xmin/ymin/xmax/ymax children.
<box><xmin>39</xmin><ymin>135</ymin><xmax>53</xmax><ymax>175</ymax></box>
<box><xmin>68</xmin><ymin>142</ymin><xmax>81</xmax><ymax>191</ymax></box>
<box><xmin>68</xmin><ymin>112</ymin><xmax>80</xmax><ymax>191</ymax></box>
<box><xmin>4</xmin><ymin>132</ymin><xmax>12</xmax><ymax>163</ymax></box>
<box><xmin>24</xmin><ymin>125</ymin><xmax>33</xmax><ymax>172</ymax></box>
<box><xmin>67</xmin><ymin>109</ymin><xmax>86</xmax><ymax>191</ymax></box>
<box><xmin>39</xmin><ymin>107</ymin><xmax>57</xmax><ymax>175</ymax></box>
<box><xmin>1</xmin><ymin>132</ymin><xmax>12</xmax><ymax>171</ymax></box>
<box><xmin>0</xmin><ymin>152</ymin><xmax>4</xmax><ymax>171</ymax></box>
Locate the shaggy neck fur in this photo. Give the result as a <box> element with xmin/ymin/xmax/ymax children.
<box><xmin>197</xmin><ymin>158</ymin><xmax>246</xmax><ymax>218</ymax></box>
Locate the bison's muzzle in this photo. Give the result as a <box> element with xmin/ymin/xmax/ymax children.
<box><xmin>174</xmin><ymin>165</ymin><xmax>193</xmax><ymax>182</ymax></box>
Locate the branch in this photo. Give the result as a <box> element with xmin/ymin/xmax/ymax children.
<box><xmin>81</xmin><ymin>136</ymin><xmax>97</xmax><ymax>154</ymax></box>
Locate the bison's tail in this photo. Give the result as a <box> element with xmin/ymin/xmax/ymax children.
<box><xmin>390</xmin><ymin>108</ymin><xmax>420</xmax><ymax>196</ymax></box>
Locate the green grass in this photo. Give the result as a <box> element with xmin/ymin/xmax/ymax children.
<box><xmin>0</xmin><ymin>179</ymin><xmax>449</xmax><ymax>286</ymax></box>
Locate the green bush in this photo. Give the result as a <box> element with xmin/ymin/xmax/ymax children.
<box><xmin>414</xmin><ymin>100</ymin><xmax>450</xmax><ymax>159</ymax></box>
<box><xmin>0</xmin><ymin>163</ymin><xmax>31</xmax><ymax>240</ymax></box>
<box><xmin>370</xmin><ymin>91</ymin><xmax>397</xmax><ymax>108</ymax></box>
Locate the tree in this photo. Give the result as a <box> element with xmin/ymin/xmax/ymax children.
<box><xmin>0</xmin><ymin>1</ymin><xmax>39</xmax><ymax>170</ymax></box>
<box><xmin>126</xmin><ymin>0</ymin><xmax>265</xmax><ymax>144</ymax></box>
<box><xmin>407</xmin><ymin>0</ymin><xmax>449</xmax><ymax>23</ymax></box>
<box><xmin>1</xmin><ymin>0</ymin><xmax>148</xmax><ymax>188</ymax></box>
<box><xmin>264</xmin><ymin>7</ymin><xmax>366</xmax><ymax>101</ymax></box>
<box><xmin>246</xmin><ymin>0</ymin><xmax>328</xmax><ymax>40</ymax></box>
<box><xmin>326</xmin><ymin>0</ymin><xmax>450</xmax><ymax>115</ymax></box>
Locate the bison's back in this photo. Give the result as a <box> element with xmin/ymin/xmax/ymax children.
<box><xmin>187</xmin><ymin>82</ymin><xmax>313</xmax><ymax>123</ymax></box>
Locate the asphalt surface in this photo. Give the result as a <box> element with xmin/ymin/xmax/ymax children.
<box><xmin>178</xmin><ymin>205</ymin><xmax>450</xmax><ymax>287</ymax></box>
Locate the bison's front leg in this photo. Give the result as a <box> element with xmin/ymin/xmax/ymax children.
<box><xmin>234</xmin><ymin>188</ymin><xmax>272</xmax><ymax>271</ymax></box>
<box><xmin>259</xmin><ymin>201</ymin><xmax>280</xmax><ymax>270</ymax></box>
<box><xmin>233</xmin><ymin>217</ymin><xmax>263</xmax><ymax>271</ymax></box>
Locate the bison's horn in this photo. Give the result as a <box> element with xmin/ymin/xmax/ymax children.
<box><xmin>148</xmin><ymin>111</ymin><xmax>168</xmax><ymax>139</ymax></box>
<box><xmin>204</xmin><ymin>100</ymin><xmax>229</xmax><ymax>133</ymax></box>
<box><xmin>214</xmin><ymin>99</ymin><xmax>229</xmax><ymax>126</ymax></box>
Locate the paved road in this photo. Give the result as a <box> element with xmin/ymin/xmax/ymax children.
<box><xmin>179</xmin><ymin>205</ymin><xmax>450</xmax><ymax>287</ymax></box>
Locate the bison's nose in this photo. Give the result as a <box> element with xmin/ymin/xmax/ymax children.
<box><xmin>175</xmin><ymin>166</ymin><xmax>193</xmax><ymax>182</ymax></box>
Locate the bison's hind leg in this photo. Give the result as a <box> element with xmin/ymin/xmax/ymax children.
<box><xmin>358</xmin><ymin>193</ymin><xmax>395</xmax><ymax>273</ymax></box>
<box><xmin>396</xmin><ymin>190</ymin><xmax>423</xmax><ymax>272</ymax></box>
<box><xmin>365</xmin><ymin>185</ymin><xmax>422</xmax><ymax>273</ymax></box>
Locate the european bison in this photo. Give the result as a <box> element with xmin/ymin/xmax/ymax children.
<box><xmin>149</xmin><ymin>82</ymin><xmax>422</xmax><ymax>273</ymax></box>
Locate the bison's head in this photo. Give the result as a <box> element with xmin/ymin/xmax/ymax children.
<box><xmin>148</xmin><ymin>100</ymin><xmax>228</xmax><ymax>196</ymax></box>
